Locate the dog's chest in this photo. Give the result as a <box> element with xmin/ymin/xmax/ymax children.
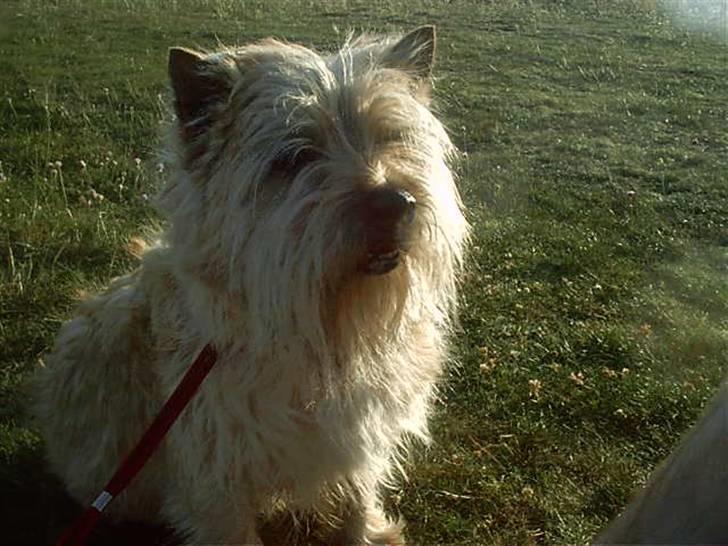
<box><xmin>191</xmin><ymin>353</ymin><xmax>406</xmax><ymax>488</ymax></box>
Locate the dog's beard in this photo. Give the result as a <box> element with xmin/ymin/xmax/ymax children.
<box><xmin>160</xmin><ymin>155</ymin><xmax>463</xmax><ymax>379</ymax></box>
<box><xmin>232</xmin><ymin>187</ymin><xmax>413</xmax><ymax>365</ymax></box>
<box><xmin>224</xmin><ymin>169</ymin><xmax>461</xmax><ymax>376</ymax></box>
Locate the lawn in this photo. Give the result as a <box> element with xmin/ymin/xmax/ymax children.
<box><xmin>1</xmin><ymin>0</ymin><xmax>727</xmax><ymax>544</ymax></box>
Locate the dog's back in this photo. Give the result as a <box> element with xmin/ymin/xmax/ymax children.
<box><xmin>33</xmin><ymin>270</ymin><xmax>166</xmax><ymax>522</ymax></box>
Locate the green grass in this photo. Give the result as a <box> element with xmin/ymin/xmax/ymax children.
<box><xmin>2</xmin><ymin>1</ymin><xmax>728</xmax><ymax>544</ymax></box>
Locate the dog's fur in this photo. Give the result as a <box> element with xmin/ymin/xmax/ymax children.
<box><xmin>33</xmin><ymin>27</ymin><xmax>468</xmax><ymax>544</ymax></box>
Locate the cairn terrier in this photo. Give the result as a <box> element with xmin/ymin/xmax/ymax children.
<box><xmin>34</xmin><ymin>26</ymin><xmax>468</xmax><ymax>545</ymax></box>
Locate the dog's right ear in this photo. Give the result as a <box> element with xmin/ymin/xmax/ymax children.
<box><xmin>168</xmin><ymin>47</ymin><xmax>232</xmax><ymax>142</ymax></box>
<box><xmin>384</xmin><ymin>26</ymin><xmax>436</xmax><ymax>80</ymax></box>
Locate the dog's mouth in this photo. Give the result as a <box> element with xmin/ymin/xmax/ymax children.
<box><xmin>360</xmin><ymin>241</ymin><xmax>410</xmax><ymax>275</ymax></box>
<box><xmin>362</xmin><ymin>248</ymin><xmax>402</xmax><ymax>275</ymax></box>
<box><xmin>355</xmin><ymin>188</ymin><xmax>417</xmax><ymax>276</ymax></box>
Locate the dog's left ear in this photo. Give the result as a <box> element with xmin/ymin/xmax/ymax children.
<box><xmin>384</xmin><ymin>25</ymin><xmax>436</xmax><ymax>80</ymax></box>
<box><xmin>169</xmin><ymin>47</ymin><xmax>233</xmax><ymax>142</ymax></box>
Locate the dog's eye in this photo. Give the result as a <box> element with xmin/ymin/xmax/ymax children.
<box><xmin>379</xmin><ymin>128</ymin><xmax>408</xmax><ymax>146</ymax></box>
<box><xmin>290</xmin><ymin>148</ymin><xmax>323</xmax><ymax>170</ymax></box>
<box><xmin>270</xmin><ymin>147</ymin><xmax>323</xmax><ymax>177</ymax></box>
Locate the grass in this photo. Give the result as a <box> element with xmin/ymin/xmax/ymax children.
<box><xmin>2</xmin><ymin>0</ymin><xmax>728</xmax><ymax>544</ymax></box>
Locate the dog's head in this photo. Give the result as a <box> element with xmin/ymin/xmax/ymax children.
<box><xmin>160</xmin><ymin>28</ymin><xmax>468</xmax><ymax>352</ymax></box>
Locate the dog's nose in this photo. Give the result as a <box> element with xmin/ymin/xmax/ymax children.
<box><xmin>365</xmin><ymin>188</ymin><xmax>416</xmax><ymax>225</ymax></box>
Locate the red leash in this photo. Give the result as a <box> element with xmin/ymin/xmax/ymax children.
<box><xmin>55</xmin><ymin>344</ymin><xmax>218</xmax><ymax>546</ymax></box>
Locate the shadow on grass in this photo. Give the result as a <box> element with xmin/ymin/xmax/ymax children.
<box><xmin>3</xmin><ymin>443</ymin><xmax>336</xmax><ymax>545</ymax></box>
<box><xmin>1</xmin><ymin>443</ymin><xmax>179</xmax><ymax>546</ymax></box>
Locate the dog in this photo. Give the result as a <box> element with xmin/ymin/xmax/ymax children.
<box><xmin>33</xmin><ymin>26</ymin><xmax>468</xmax><ymax>544</ymax></box>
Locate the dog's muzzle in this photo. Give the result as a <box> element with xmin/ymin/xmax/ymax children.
<box><xmin>358</xmin><ymin>188</ymin><xmax>417</xmax><ymax>275</ymax></box>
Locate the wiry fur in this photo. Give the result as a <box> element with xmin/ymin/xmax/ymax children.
<box><xmin>34</xmin><ymin>28</ymin><xmax>468</xmax><ymax>545</ymax></box>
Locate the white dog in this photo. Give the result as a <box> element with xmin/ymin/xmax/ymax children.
<box><xmin>34</xmin><ymin>27</ymin><xmax>468</xmax><ymax>545</ymax></box>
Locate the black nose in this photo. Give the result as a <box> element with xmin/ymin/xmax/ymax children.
<box><xmin>364</xmin><ymin>188</ymin><xmax>416</xmax><ymax>225</ymax></box>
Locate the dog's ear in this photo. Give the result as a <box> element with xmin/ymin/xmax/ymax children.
<box><xmin>384</xmin><ymin>26</ymin><xmax>436</xmax><ymax>80</ymax></box>
<box><xmin>168</xmin><ymin>47</ymin><xmax>232</xmax><ymax>142</ymax></box>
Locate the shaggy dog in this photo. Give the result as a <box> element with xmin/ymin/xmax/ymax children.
<box><xmin>34</xmin><ymin>26</ymin><xmax>468</xmax><ymax>545</ymax></box>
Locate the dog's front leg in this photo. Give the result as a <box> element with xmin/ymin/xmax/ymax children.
<box><xmin>179</xmin><ymin>510</ymin><xmax>263</xmax><ymax>546</ymax></box>
<box><xmin>322</xmin><ymin>491</ymin><xmax>405</xmax><ymax>546</ymax></box>
<box><xmin>162</xmin><ymin>484</ymin><xmax>262</xmax><ymax>545</ymax></box>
